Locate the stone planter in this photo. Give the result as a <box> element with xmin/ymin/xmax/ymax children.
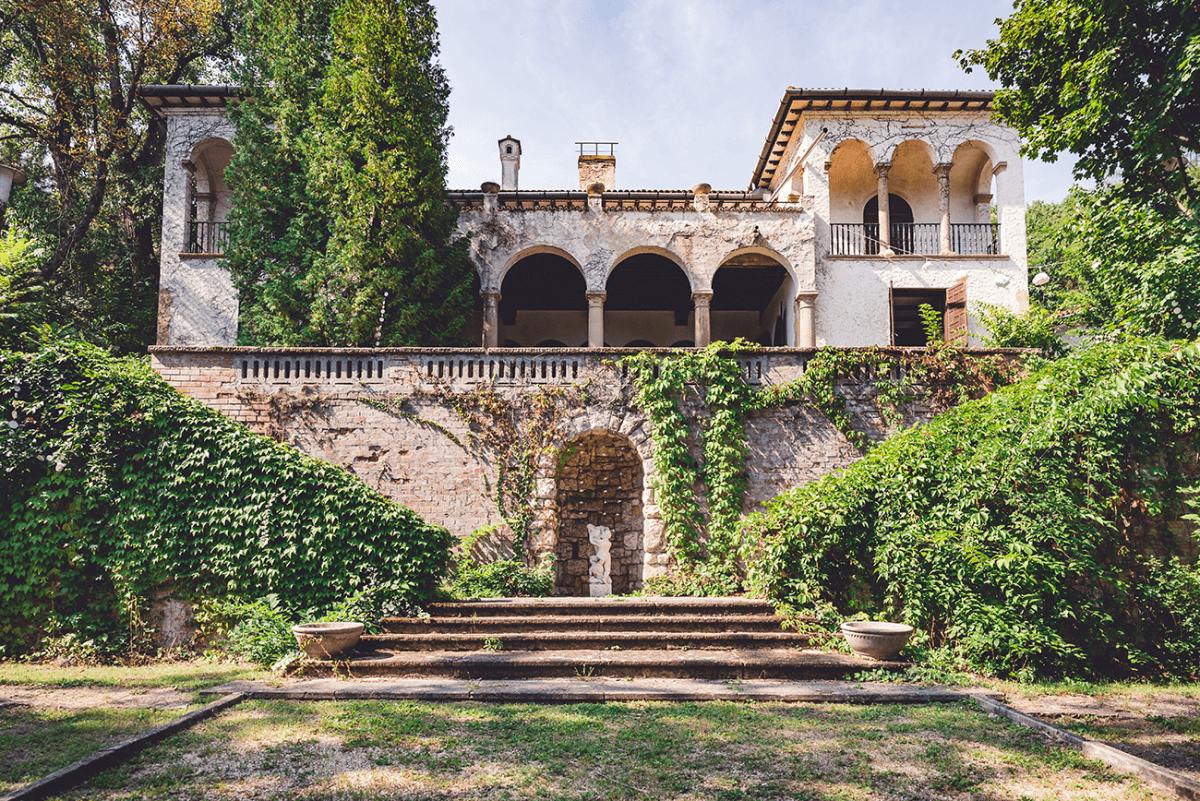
<box><xmin>840</xmin><ymin>621</ymin><xmax>913</xmax><ymax>660</ymax></box>
<box><xmin>292</xmin><ymin>622</ymin><xmax>363</xmax><ymax>659</ymax></box>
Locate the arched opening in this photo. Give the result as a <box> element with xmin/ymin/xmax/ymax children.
<box><xmin>605</xmin><ymin>253</ymin><xmax>692</xmax><ymax>347</ymax></box>
<box><xmin>711</xmin><ymin>252</ymin><xmax>793</xmax><ymax>345</ymax></box>
<box><xmin>186</xmin><ymin>138</ymin><xmax>233</xmax><ymax>254</ymax></box>
<box><xmin>951</xmin><ymin>140</ymin><xmax>1000</xmax><ymax>254</ymax></box>
<box><xmin>863</xmin><ymin>194</ymin><xmax>914</xmax><ymax>254</ymax></box>
<box><xmin>554</xmin><ymin>430</ymin><xmax>644</xmax><ymax>596</ymax></box>
<box><xmin>499</xmin><ymin>252</ymin><xmax>586</xmax><ymax>347</ymax></box>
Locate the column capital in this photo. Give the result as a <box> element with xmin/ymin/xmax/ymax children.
<box><xmin>586</xmin><ymin>290</ymin><xmax>606</xmax><ymax>304</ymax></box>
<box><xmin>691</xmin><ymin>290</ymin><xmax>713</xmax><ymax>305</ymax></box>
<box><xmin>873</xmin><ymin>161</ymin><xmax>892</xmax><ymax>177</ymax></box>
<box><xmin>482</xmin><ymin>289</ymin><xmax>501</xmax><ymax>302</ymax></box>
<box><xmin>933</xmin><ymin>162</ymin><xmax>953</xmax><ymax>176</ymax></box>
<box><xmin>794</xmin><ymin>290</ymin><xmax>819</xmax><ymax>302</ymax></box>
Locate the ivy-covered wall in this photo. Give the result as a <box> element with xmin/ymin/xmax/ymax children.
<box><xmin>151</xmin><ymin>345</ymin><xmax>1023</xmax><ymax>591</ymax></box>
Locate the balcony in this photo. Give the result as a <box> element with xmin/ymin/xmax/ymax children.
<box><xmin>830</xmin><ymin>222</ymin><xmax>999</xmax><ymax>256</ymax></box>
<box><xmin>185</xmin><ymin>220</ymin><xmax>229</xmax><ymax>256</ymax></box>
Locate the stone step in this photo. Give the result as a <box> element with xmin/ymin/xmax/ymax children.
<box><xmin>381</xmin><ymin>613</ymin><xmax>791</xmax><ymax>634</ymax></box>
<box><xmin>360</xmin><ymin>630</ymin><xmax>813</xmax><ymax>652</ymax></box>
<box><xmin>296</xmin><ymin>648</ymin><xmax>896</xmax><ymax>680</ymax></box>
<box><xmin>417</xmin><ymin>596</ymin><xmax>776</xmax><ymax>618</ymax></box>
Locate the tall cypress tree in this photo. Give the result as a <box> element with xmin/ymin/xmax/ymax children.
<box><xmin>225</xmin><ymin>0</ymin><xmax>475</xmax><ymax>346</ymax></box>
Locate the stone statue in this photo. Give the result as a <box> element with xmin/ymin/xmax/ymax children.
<box><xmin>587</xmin><ymin>524</ymin><xmax>612</xmax><ymax>597</ymax></box>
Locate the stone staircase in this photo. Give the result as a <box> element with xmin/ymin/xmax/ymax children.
<box><xmin>298</xmin><ymin>597</ymin><xmax>898</xmax><ymax>679</ymax></box>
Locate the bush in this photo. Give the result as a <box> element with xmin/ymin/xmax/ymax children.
<box><xmin>743</xmin><ymin>338</ymin><xmax>1200</xmax><ymax>680</ymax></box>
<box><xmin>198</xmin><ymin>598</ymin><xmax>296</xmax><ymax>668</ymax></box>
<box><xmin>0</xmin><ymin>341</ymin><xmax>452</xmax><ymax>654</ymax></box>
<box><xmin>444</xmin><ymin>525</ymin><xmax>554</xmax><ymax>599</ymax></box>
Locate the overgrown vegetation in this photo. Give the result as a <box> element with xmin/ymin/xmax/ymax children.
<box><xmin>443</xmin><ymin>525</ymin><xmax>554</xmax><ymax>599</ymax></box>
<box><xmin>0</xmin><ymin>341</ymin><xmax>451</xmax><ymax>657</ymax></box>
<box><xmin>623</xmin><ymin>338</ymin><xmax>1024</xmax><ymax>593</ymax></box>
<box><xmin>743</xmin><ymin>338</ymin><xmax>1200</xmax><ymax>680</ymax></box>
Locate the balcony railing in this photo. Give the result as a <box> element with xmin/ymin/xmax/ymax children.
<box><xmin>185</xmin><ymin>220</ymin><xmax>229</xmax><ymax>255</ymax></box>
<box><xmin>830</xmin><ymin>222</ymin><xmax>1000</xmax><ymax>256</ymax></box>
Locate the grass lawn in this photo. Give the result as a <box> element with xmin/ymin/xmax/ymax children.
<box><xmin>0</xmin><ymin>660</ymin><xmax>267</xmax><ymax>692</ymax></box>
<box><xmin>61</xmin><ymin>699</ymin><xmax>1174</xmax><ymax>801</ymax></box>
<box><xmin>0</xmin><ymin>659</ymin><xmax>268</xmax><ymax>794</ymax></box>
<box><xmin>0</xmin><ymin>705</ymin><xmax>184</xmax><ymax>794</ymax></box>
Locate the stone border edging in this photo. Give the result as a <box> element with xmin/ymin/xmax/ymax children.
<box><xmin>198</xmin><ymin>677</ymin><xmax>984</xmax><ymax>704</ymax></box>
<box><xmin>0</xmin><ymin>692</ymin><xmax>244</xmax><ymax>801</ymax></box>
<box><xmin>970</xmin><ymin>694</ymin><xmax>1200</xmax><ymax>801</ymax></box>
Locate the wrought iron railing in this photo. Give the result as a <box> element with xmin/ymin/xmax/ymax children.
<box><xmin>830</xmin><ymin>222</ymin><xmax>1000</xmax><ymax>256</ymax></box>
<box><xmin>185</xmin><ymin>220</ymin><xmax>229</xmax><ymax>255</ymax></box>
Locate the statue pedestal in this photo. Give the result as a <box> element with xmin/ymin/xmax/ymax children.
<box><xmin>588</xmin><ymin>577</ymin><xmax>612</xmax><ymax>597</ymax></box>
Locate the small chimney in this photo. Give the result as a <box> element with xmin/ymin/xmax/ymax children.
<box><xmin>577</xmin><ymin>142</ymin><xmax>616</xmax><ymax>191</ymax></box>
<box><xmin>498</xmin><ymin>135</ymin><xmax>521</xmax><ymax>191</ymax></box>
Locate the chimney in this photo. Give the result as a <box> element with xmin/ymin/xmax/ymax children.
<box><xmin>577</xmin><ymin>142</ymin><xmax>616</xmax><ymax>191</ymax></box>
<box><xmin>498</xmin><ymin>135</ymin><xmax>521</xmax><ymax>190</ymax></box>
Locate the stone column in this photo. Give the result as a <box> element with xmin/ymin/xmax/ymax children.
<box><xmin>794</xmin><ymin>292</ymin><xmax>817</xmax><ymax>348</ymax></box>
<box><xmin>586</xmin><ymin>291</ymin><xmax>606</xmax><ymax>348</ymax></box>
<box><xmin>692</xmin><ymin>291</ymin><xmax>713</xmax><ymax>347</ymax></box>
<box><xmin>935</xmin><ymin>163</ymin><xmax>953</xmax><ymax>254</ymax></box>
<box><xmin>482</xmin><ymin>290</ymin><xmax>501</xmax><ymax>349</ymax></box>
<box><xmin>874</xmin><ymin>163</ymin><xmax>892</xmax><ymax>255</ymax></box>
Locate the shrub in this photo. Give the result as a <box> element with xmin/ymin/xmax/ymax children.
<box><xmin>0</xmin><ymin>341</ymin><xmax>452</xmax><ymax>654</ymax></box>
<box><xmin>200</xmin><ymin>598</ymin><xmax>296</xmax><ymax>668</ymax></box>
<box><xmin>743</xmin><ymin>338</ymin><xmax>1200</xmax><ymax>680</ymax></box>
<box><xmin>444</xmin><ymin>525</ymin><xmax>554</xmax><ymax>599</ymax></box>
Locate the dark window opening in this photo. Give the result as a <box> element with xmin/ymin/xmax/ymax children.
<box><xmin>863</xmin><ymin>194</ymin><xmax>915</xmax><ymax>255</ymax></box>
<box><xmin>891</xmin><ymin>288</ymin><xmax>946</xmax><ymax>346</ymax></box>
<box><xmin>606</xmin><ymin>254</ymin><xmax>693</xmax><ymax>327</ymax></box>
<box><xmin>500</xmin><ymin>254</ymin><xmax>586</xmax><ymax>325</ymax></box>
<box><xmin>712</xmin><ymin>261</ymin><xmax>789</xmax><ymax>345</ymax></box>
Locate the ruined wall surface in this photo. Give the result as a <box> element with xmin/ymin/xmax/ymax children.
<box><xmin>152</xmin><ymin>346</ymin><xmax>978</xmax><ymax>585</ymax></box>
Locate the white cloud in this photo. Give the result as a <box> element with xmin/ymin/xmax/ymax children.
<box><xmin>435</xmin><ymin>0</ymin><xmax>1078</xmax><ymax>201</ymax></box>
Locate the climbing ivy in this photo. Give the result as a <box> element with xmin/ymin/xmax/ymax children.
<box><xmin>624</xmin><ymin>338</ymin><xmax>1026</xmax><ymax>589</ymax></box>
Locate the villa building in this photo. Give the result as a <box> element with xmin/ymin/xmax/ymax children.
<box><xmin>140</xmin><ymin>84</ymin><xmax>1029</xmax><ymax>594</ymax></box>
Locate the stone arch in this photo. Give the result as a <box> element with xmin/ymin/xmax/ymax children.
<box><xmin>826</xmin><ymin>138</ymin><xmax>877</xmax><ymax>225</ymax></box>
<box><xmin>712</xmin><ymin>248</ymin><xmax>795</xmax><ymax>345</ymax></box>
<box><xmin>608</xmin><ymin>246</ymin><xmax>695</xmax><ymax>290</ymax></box>
<box><xmin>185</xmin><ymin>137</ymin><xmax>234</xmax><ymax>253</ymax></box>
<box><xmin>498</xmin><ymin>249</ymin><xmax>587</xmax><ymax>348</ymax></box>
<box><xmin>879</xmin><ymin>136</ymin><xmax>937</xmax><ymax>166</ymax></box>
<box><xmin>553</xmin><ymin>429</ymin><xmax>645</xmax><ymax>596</ymax></box>
<box><xmin>497</xmin><ymin>245</ymin><xmax>585</xmax><ymax>290</ymax></box>
<box><xmin>605</xmin><ymin>249</ymin><xmax>696</xmax><ymax>347</ymax></box>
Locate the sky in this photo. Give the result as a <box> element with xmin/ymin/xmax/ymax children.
<box><xmin>434</xmin><ymin>0</ymin><xmax>1077</xmax><ymax>203</ymax></box>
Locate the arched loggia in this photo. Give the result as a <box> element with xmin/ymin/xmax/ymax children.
<box><xmin>498</xmin><ymin>253</ymin><xmax>586</xmax><ymax>347</ymax></box>
<box><xmin>711</xmin><ymin>253</ymin><xmax>793</xmax><ymax>345</ymax></box>
<box><xmin>605</xmin><ymin>253</ymin><xmax>693</xmax><ymax>347</ymax></box>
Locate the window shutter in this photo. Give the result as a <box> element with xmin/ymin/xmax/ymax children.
<box><xmin>944</xmin><ymin>278</ymin><xmax>968</xmax><ymax>343</ymax></box>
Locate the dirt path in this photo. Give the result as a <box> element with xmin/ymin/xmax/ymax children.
<box><xmin>0</xmin><ymin>686</ymin><xmax>193</xmax><ymax>710</ymax></box>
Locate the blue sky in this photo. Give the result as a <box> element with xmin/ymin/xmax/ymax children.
<box><xmin>435</xmin><ymin>0</ymin><xmax>1077</xmax><ymax>202</ymax></box>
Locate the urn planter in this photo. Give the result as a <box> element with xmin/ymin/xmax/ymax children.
<box><xmin>293</xmin><ymin>622</ymin><xmax>363</xmax><ymax>659</ymax></box>
<box><xmin>840</xmin><ymin>621</ymin><xmax>913</xmax><ymax>661</ymax></box>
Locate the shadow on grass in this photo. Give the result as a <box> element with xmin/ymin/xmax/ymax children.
<box><xmin>60</xmin><ymin>699</ymin><xmax>1159</xmax><ymax>801</ymax></box>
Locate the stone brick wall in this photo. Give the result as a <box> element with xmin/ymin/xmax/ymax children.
<box><xmin>555</xmin><ymin>431</ymin><xmax>643</xmax><ymax>595</ymax></box>
<box><xmin>150</xmin><ymin>346</ymin><xmax>1014</xmax><ymax>591</ymax></box>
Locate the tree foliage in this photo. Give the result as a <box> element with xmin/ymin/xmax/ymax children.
<box><xmin>745</xmin><ymin>338</ymin><xmax>1200</xmax><ymax>680</ymax></box>
<box><xmin>958</xmin><ymin>0</ymin><xmax>1200</xmax><ymax>215</ymax></box>
<box><xmin>0</xmin><ymin>340</ymin><xmax>451</xmax><ymax>655</ymax></box>
<box><xmin>0</xmin><ymin>0</ymin><xmax>237</xmax><ymax>351</ymax></box>
<box><xmin>226</xmin><ymin>0</ymin><xmax>475</xmax><ymax>346</ymax></box>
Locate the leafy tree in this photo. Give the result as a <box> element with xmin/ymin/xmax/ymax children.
<box><xmin>0</xmin><ymin>0</ymin><xmax>237</xmax><ymax>351</ymax></box>
<box><xmin>958</xmin><ymin>0</ymin><xmax>1200</xmax><ymax>216</ymax></box>
<box><xmin>226</xmin><ymin>0</ymin><xmax>475</xmax><ymax>346</ymax></box>
<box><xmin>0</xmin><ymin>228</ymin><xmax>44</xmax><ymax>349</ymax></box>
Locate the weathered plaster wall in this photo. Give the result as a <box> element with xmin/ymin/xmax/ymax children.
<box><xmin>158</xmin><ymin>109</ymin><xmax>238</xmax><ymax>346</ymax></box>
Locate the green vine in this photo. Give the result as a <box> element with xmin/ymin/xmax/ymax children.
<box><xmin>624</xmin><ymin>337</ymin><xmax>1026</xmax><ymax>589</ymax></box>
